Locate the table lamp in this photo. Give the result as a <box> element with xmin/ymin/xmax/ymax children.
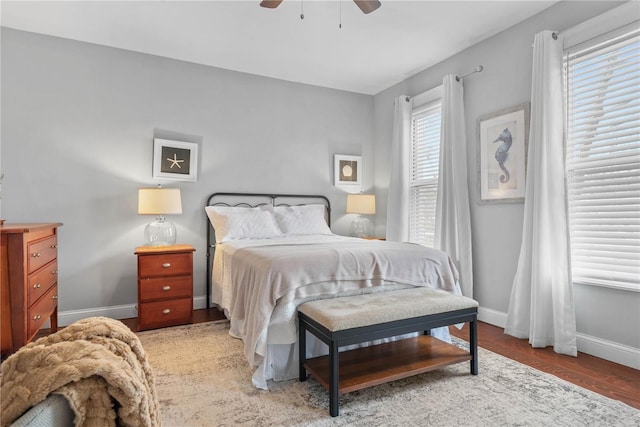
<box><xmin>138</xmin><ymin>186</ymin><xmax>182</xmax><ymax>246</ymax></box>
<box><xmin>346</xmin><ymin>193</ymin><xmax>376</xmax><ymax>238</ymax></box>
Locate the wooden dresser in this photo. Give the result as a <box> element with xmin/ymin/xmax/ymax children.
<box><xmin>135</xmin><ymin>244</ymin><xmax>194</xmax><ymax>331</ymax></box>
<box><xmin>1</xmin><ymin>223</ymin><xmax>62</xmax><ymax>354</ymax></box>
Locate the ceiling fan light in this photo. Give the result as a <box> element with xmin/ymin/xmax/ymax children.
<box><xmin>260</xmin><ymin>0</ymin><xmax>283</xmax><ymax>9</ymax></box>
<box><xmin>353</xmin><ymin>0</ymin><xmax>381</xmax><ymax>14</ymax></box>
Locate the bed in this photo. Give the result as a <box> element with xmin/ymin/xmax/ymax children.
<box><xmin>205</xmin><ymin>192</ymin><xmax>462</xmax><ymax>390</ymax></box>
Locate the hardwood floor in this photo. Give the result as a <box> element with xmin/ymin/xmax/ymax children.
<box><xmin>48</xmin><ymin>308</ymin><xmax>640</xmax><ymax>410</ymax></box>
<box><xmin>449</xmin><ymin>321</ymin><xmax>640</xmax><ymax>410</ymax></box>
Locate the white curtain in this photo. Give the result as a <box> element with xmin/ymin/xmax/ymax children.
<box><xmin>505</xmin><ymin>31</ymin><xmax>577</xmax><ymax>356</ymax></box>
<box><xmin>386</xmin><ymin>95</ymin><xmax>412</xmax><ymax>242</ymax></box>
<box><xmin>435</xmin><ymin>75</ymin><xmax>474</xmax><ymax>298</ymax></box>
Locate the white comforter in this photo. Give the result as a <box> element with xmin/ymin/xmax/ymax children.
<box><xmin>211</xmin><ymin>234</ymin><xmax>461</xmax><ymax>388</ymax></box>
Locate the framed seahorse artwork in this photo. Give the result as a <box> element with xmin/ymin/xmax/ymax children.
<box><xmin>477</xmin><ymin>103</ymin><xmax>530</xmax><ymax>203</ymax></box>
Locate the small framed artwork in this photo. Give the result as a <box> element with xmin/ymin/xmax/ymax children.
<box><xmin>334</xmin><ymin>155</ymin><xmax>362</xmax><ymax>186</ymax></box>
<box><xmin>153</xmin><ymin>138</ymin><xmax>198</xmax><ymax>182</ymax></box>
<box><xmin>477</xmin><ymin>103</ymin><xmax>529</xmax><ymax>203</ymax></box>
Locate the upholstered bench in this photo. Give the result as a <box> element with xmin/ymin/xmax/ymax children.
<box><xmin>298</xmin><ymin>287</ymin><xmax>479</xmax><ymax>417</ymax></box>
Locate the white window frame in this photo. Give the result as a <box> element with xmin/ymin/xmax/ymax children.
<box><xmin>563</xmin><ymin>3</ymin><xmax>640</xmax><ymax>292</ymax></box>
<box><xmin>409</xmin><ymin>86</ymin><xmax>442</xmax><ymax>247</ymax></box>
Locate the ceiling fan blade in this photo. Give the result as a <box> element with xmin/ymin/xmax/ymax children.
<box><xmin>260</xmin><ymin>0</ymin><xmax>283</xmax><ymax>8</ymax></box>
<box><xmin>353</xmin><ymin>0</ymin><xmax>381</xmax><ymax>14</ymax></box>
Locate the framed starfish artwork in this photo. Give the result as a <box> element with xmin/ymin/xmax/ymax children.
<box><xmin>153</xmin><ymin>138</ymin><xmax>198</xmax><ymax>182</ymax></box>
<box><xmin>477</xmin><ymin>103</ymin><xmax>529</xmax><ymax>203</ymax></box>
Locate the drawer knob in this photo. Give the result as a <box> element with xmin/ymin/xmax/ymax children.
<box><xmin>33</xmin><ymin>315</ymin><xmax>41</xmax><ymax>320</ymax></box>
<box><xmin>32</xmin><ymin>252</ymin><xmax>41</xmax><ymax>258</ymax></box>
<box><xmin>162</xmin><ymin>308</ymin><xmax>171</xmax><ymax>315</ymax></box>
<box><xmin>52</xmin><ymin>295</ymin><xmax>58</xmax><ymax>300</ymax></box>
<box><xmin>52</xmin><ymin>270</ymin><xmax>58</xmax><ymax>275</ymax></box>
<box><xmin>33</xmin><ymin>283</ymin><xmax>41</xmax><ymax>289</ymax></box>
<box><xmin>162</xmin><ymin>263</ymin><xmax>171</xmax><ymax>268</ymax></box>
<box><xmin>162</xmin><ymin>285</ymin><xmax>171</xmax><ymax>291</ymax></box>
<box><xmin>51</xmin><ymin>244</ymin><xmax>57</xmax><ymax>249</ymax></box>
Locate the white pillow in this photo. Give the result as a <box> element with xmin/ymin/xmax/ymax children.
<box><xmin>205</xmin><ymin>205</ymin><xmax>282</xmax><ymax>242</ymax></box>
<box><xmin>273</xmin><ymin>204</ymin><xmax>332</xmax><ymax>235</ymax></box>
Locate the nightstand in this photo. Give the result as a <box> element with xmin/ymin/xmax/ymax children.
<box><xmin>135</xmin><ymin>244</ymin><xmax>195</xmax><ymax>331</ymax></box>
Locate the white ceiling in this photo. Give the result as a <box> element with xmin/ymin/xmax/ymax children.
<box><xmin>1</xmin><ymin>0</ymin><xmax>558</xmax><ymax>95</ymax></box>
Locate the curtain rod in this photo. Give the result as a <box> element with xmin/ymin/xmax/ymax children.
<box><xmin>405</xmin><ymin>64</ymin><xmax>484</xmax><ymax>101</ymax></box>
<box><xmin>531</xmin><ymin>31</ymin><xmax>560</xmax><ymax>48</ymax></box>
<box><xmin>455</xmin><ymin>65</ymin><xmax>484</xmax><ymax>82</ymax></box>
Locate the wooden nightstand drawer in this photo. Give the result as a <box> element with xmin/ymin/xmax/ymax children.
<box><xmin>27</xmin><ymin>235</ymin><xmax>57</xmax><ymax>273</ymax></box>
<box><xmin>138</xmin><ymin>253</ymin><xmax>192</xmax><ymax>277</ymax></box>
<box><xmin>28</xmin><ymin>284</ymin><xmax>58</xmax><ymax>337</ymax></box>
<box><xmin>27</xmin><ymin>260</ymin><xmax>58</xmax><ymax>306</ymax></box>
<box><xmin>139</xmin><ymin>276</ymin><xmax>192</xmax><ymax>302</ymax></box>
<box><xmin>138</xmin><ymin>298</ymin><xmax>192</xmax><ymax>330</ymax></box>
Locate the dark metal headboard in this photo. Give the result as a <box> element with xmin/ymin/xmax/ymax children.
<box><xmin>205</xmin><ymin>192</ymin><xmax>331</xmax><ymax>308</ymax></box>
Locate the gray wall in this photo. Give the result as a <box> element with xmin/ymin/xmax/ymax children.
<box><xmin>1</xmin><ymin>28</ymin><xmax>374</xmax><ymax>314</ymax></box>
<box><xmin>373</xmin><ymin>0</ymin><xmax>640</xmax><ymax>354</ymax></box>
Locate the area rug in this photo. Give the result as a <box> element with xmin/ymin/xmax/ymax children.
<box><xmin>137</xmin><ymin>321</ymin><xmax>639</xmax><ymax>427</ymax></box>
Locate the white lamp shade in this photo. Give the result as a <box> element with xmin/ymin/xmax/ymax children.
<box><xmin>346</xmin><ymin>194</ymin><xmax>376</xmax><ymax>215</ymax></box>
<box><xmin>138</xmin><ymin>188</ymin><xmax>182</xmax><ymax>215</ymax></box>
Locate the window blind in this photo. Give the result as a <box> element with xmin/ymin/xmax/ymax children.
<box><xmin>409</xmin><ymin>100</ymin><xmax>442</xmax><ymax>247</ymax></box>
<box><xmin>565</xmin><ymin>27</ymin><xmax>640</xmax><ymax>291</ymax></box>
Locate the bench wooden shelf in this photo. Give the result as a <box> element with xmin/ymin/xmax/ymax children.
<box><xmin>304</xmin><ymin>335</ymin><xmax>472</xmax><ymax>394</ymax></box>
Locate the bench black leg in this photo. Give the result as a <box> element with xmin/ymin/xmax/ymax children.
<box><xmin>299</xmin><ymin>321</ymin><xmax>307</xmax><ymax>382</ymax></box>
<box><xmin>470</xmin><ymin>317</ymin><xmax>478</xmax><ymax>375</ymax></box>
<box><xmin>329</xmin><ymin>340</ymin><xmax>339</xmax><ymax>417</ymax></box>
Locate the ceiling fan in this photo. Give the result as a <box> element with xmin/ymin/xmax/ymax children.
<box><xmin>260</xmin><ymin>0</ymin><xmax>382</xmax><ymax>14</ymax></box>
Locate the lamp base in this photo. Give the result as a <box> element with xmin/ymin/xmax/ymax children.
<box><xmin>350</xmin><ymin>215</ymin><xmax>371</xmax><ymax>238</ymax></box>
<box><xmin>144</xmin><ymin>216</ymin><xmax>177</xmax><ymax>247</ymax></box>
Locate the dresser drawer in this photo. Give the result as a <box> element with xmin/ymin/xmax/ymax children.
<box><xmin>28</xmin><ymin>284</ymin><xmax>58</xmax><ymax>338</ymax></box>
<box><xmin>138</xmin><ymin>253</ymin><xmax>192</xmax><ymax>277</ymax></box>
<box><xmin>27</xmin><ymin>235</ymin><xmax>57</xmax><ymax>274</ymax></box>
<box><xmin>139</xmin><ymin>275</ymin><xmax>192</xmax><ymax>302</ymax></box>
<box><xmin>28</xmin><ymin>260</ymin><xmax>58</xmax><ymax>306</ymax></box>
<box><xmin>139</xmin><ymin>298</ymin><xmax>192</xmax><ymax>330</ymax></box>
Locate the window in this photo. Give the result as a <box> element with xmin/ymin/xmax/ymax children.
<box><xmin>565</xmin><ymin>26</ymin><xmax>640</xmax><ymax>291</ymax></box>
<box><xmin>409</xmin><ymin>99</ymin><xmax>442</xmax><ymax>247</ymax></box>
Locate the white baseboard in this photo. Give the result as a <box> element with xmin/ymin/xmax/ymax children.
<box><xmin>576</xmin><ymin>332</ymin><xmax>640</xmax><ymax>370</ymax></box>
<box><xmin>58</xmin><ymin>296</ymin><xmax>210</xmax><ymax>327</ymax></box>
<box><xmin>193</xmin><ymin>295</ymin><xmax>208</xmax><ymax>310</ymax></box>
<box><xmin>58</xmin><ymin>301</ymin><xmax>639</xmax><ymax>370</ymax></box>
<box><xmin>478</xmin><ymin>306</ymin><xmax>507</xmax><ymax>328</ymax></box>
<box><xmin>478</xmin><ymin>306</ymin><xmax>639</xmax><ymax>370</ymax></box>
<box><xmin>59</xmin><ymin>304</ymin><xmax>138</xmax><ymax>326</ymax></box>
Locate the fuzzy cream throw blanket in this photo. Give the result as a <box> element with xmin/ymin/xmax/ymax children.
<box><xmin>0</xmin><ymin>317</ymin><xmax>160</xmax><ymax>427</ymax></box>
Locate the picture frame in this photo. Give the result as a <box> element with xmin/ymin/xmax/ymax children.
<box><xmin>334</xmin><ymin>155</ymin><xmax>362</xmax><ymax>186</ymax></box>
<box><xmin>153</xmin><ymin>138</ymin><xmax>198</xmax><ymax>182</ymax></box>
<box><xmin>477</xmin><ymin>103</ymin><xmax>530</xmax><ymax>203</ymax></box>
